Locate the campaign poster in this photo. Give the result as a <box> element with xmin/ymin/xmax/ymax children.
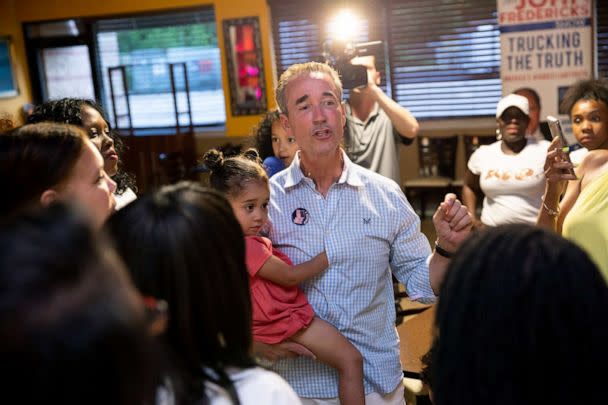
<box><xmin>498</xmin><ymin>0</ymin><xmax>594</xmax><ymax>128</ymax></box>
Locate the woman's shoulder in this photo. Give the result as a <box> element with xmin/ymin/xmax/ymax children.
<box><xmin>578</xmin><ymin>149</ymin><xmax>608</xmax><ymax>186</ymax></box>
<box><xmin>580</xmin><ymin>149</ymin><xmax>608</xmax><ymax>170</ymax></box>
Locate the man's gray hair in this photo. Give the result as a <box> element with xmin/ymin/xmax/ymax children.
<box><xmin>275</xmin><ymin>62</ymin><xmax>343</xmax><ymax>115</ymax></box>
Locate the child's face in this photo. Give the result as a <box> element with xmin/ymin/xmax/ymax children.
<box><xmin>271</xmin><ymin>121</ymin><xmax>298</xmax><ymax>167</ymax></box>
<box><xmin>229</xmin><ymin>180</ymin><xmax>270</xmax><ymax>236</ymax></box>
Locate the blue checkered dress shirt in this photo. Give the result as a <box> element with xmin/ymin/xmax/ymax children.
<box><xmin>268</xmin><ymin>150</ymin><xmax>436</xmax><ymax>398</ymax></box>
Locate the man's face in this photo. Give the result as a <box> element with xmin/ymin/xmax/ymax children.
<box><xmin>280</xmin><ymin>72</ymin><xmax>345</xmax><ymax>159</ymax></box>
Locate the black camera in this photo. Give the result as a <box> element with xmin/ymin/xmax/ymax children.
<box><xmin>322</xmin><ymin>39</ymin><xmax>382</xmax><ymax>90</ymax></box>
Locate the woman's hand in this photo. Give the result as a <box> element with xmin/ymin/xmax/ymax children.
<box><xmin>544</xmin><ymin>137</ymin><xmax>577</xmax><ymax>189</ymax></box>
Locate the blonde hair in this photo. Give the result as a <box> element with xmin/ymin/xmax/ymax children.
<box><xmin>275</xmin><ymin>62</ymin><xmax>343</xmax><ymax>115</ymax></box>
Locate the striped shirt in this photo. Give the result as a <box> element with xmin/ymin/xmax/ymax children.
<box><xmin>268</xmin><ymin>150</ymin><xmax>436</xmax><ymax>398</ymax></box>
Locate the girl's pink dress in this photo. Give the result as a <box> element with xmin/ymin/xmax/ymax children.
<box><xmin>245</xmin><ymin>235</ymin><xmax>314</xmax><ymax>344</ymax></box>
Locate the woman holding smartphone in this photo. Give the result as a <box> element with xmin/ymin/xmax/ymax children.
<box><xmin>538</xmin><ymin>78</ymin><xmax>608</xmax><ymax>281</ymax></box>
<box><xmin>462</xmin><ymin>94</ymin><xmax>550</xmax><ymax>229</ymax></box>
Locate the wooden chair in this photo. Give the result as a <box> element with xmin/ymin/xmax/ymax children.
<box><xmin>121</xmin><ymin>132</ymin><xmax>197</xmax><ymax>193</ymax></box>
<box><xmin>403</xmin><ymin>135</ymin><xmax>458</xmax><ymax>219</ymax></box>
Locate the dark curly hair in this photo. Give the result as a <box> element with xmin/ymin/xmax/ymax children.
<box><xmin>432</xmin><ymin>224</ymin><xmax>608</xmax><ymax>405</ymax></box>
<box><xmin>250</xmin><ymin>109</ymin><xmax>281</xmax><ymax>160</ymax></box>
<box><xmin>560</xmin><ymin>78</ymin><xmax>608</xmax><ymax>116</ymax></box>
<box><xmin>28</xmin><ymin>98</ymin><xmax>136</xmax><ymax>194</ymax></box>
<box><xmin>202</xmin><ymin>148</ymin><xmax>267</xmax><ymax>198</ymax></box>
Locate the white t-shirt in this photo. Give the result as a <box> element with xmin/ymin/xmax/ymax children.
<box><xmin>205</xmin><ymin>367</ymin><xmax>302</xmax><ymax>405</ymax></box>
<box><xmin>114</xmin><ymin>187</ymin><xmax>137</xmax><ymax>211</ymax></box>
<box><xmin>468</xmin><ymin>139</ymin><xmax>550</xmax><ymax>226</ymax></box>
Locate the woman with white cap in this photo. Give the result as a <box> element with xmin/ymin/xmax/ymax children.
<box><xmin>462</xmin><ymin>94</ymin><xmax>550</xmax><ymax>229</ymax></box>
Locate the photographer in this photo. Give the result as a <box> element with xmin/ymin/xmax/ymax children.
<box><xmin>344</xmin><ymin>55</ymin><xmax>419</xmax><ymax>184</ymax></box>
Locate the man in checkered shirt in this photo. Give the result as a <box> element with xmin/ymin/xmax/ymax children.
<box><xmin>255</xmin><ymin>61</ymin><xmax>472</xmax><ymax>405</ymax></box>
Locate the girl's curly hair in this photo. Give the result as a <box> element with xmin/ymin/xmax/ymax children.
<box><xmin>250</xmin><ymin>109</ymin><xmax>281</xmax><ymax>160</ymax></box>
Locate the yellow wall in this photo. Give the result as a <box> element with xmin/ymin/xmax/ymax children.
<box><xmin>0</xmin><ymin>0</ymin><xmax>32</xmax><ymax>125</ymax></box>
<box><xmin>1</xmin><ymin>0</ymin><xmax>276</xmax><ymax>135</ymax></box>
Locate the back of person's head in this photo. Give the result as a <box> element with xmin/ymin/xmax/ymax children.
<box><xmin>0</xmin><ymin>203</ymin><xmax>159</xmax><ymax>404</ymax></box>
<box><xmin>0</xmin><ymin>122</ymin><xmax>87</xmax><ymax>217</ymax></box>
<box><xmin>105</xmin><ymin>182</ymin><xmax>253</xmax><ymax>402</ymax></box>
<box><xmin>560</xmin><ymin>78</ymin><xmax>608</xmax><ymax>116</ymax></box>
<box><xmin>202</xmin><ymin>148</ymin><xmax>267</xmax><ymax>198</ymax></box>
<box><xmin>251</xmin><ymin>109</ymin><xmax>281</xmax><ymax>160</ymax></box>
<box><xmin>275</xmin><ymin>61</ymin><xmax>343</xmax><ymax>115</ymax></box>
<box><xmin>432</xmin><ymin>224</ymin><xmax>608</xmax><ymax>405</ymax></box>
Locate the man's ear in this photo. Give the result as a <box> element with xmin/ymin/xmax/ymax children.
<box><xmin>40</xmin><ymin>189</ymin><xmax>59</xmax><ymax>207</ymax></box>
<box><xmin>280</xmin><ymin>113</ymin><xmax>290</xmax><ymax>131</ymax></box>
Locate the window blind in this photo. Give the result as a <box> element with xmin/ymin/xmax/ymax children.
<box><xmin>597</xmin><ymin>1</ymin><xmax>608</xmax><ymax>78</ymax></box>
<box><xmin>268</xmin><ymin>0</ymin><xmax>388</xmax><ymax>97</ymax></box>
<box><xmin>94</xmin><ymin>8</ymin><xmax>225</xmax><ymax>129</ymax></box>
<box><xmin>269</xmin><ymin>0</ymin><xmax>501</xmax><ymax>119</ymax></box>
<box><xmin>387</xmin><ymin>0</ymin><xmax>501</xmax><ymax>119</ymax></box>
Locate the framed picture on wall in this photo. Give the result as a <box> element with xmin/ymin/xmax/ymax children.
<box><xmin>222</xmin><ymin>17</ymin><xmax>267</xmax><ymax>116</ymax></box>
<box><xmin>0</xmin><ymin>37</ymin><xmax>19</xmax><ymax>98</ymax></box>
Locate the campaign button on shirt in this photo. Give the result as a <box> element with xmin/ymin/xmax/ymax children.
<box><xmin>291</xmin><ymin>208</ymin><xmax>309</xmax><ymax>225</ymax></box>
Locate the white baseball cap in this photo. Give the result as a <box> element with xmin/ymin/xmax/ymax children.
<box><xmin>496</xmin><ymin>94</ymin><xmax>529</xmax><ymax>118</ymax></box>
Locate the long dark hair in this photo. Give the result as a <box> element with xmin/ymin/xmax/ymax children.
<box><xmin>106</xmin><ymin>182</ymin><xmax>253</xmax><ymax>404</ymax></box>
<box><xmin>0</xmin><ymin>122</ymin><xmax>87</xmax><ymax>218</ymax></box>
<box><xmin>28</xmin><ymin>97</ymin><xmax>136</xmax><ymax>193</ymax></box>
<box><xmin>432</xmin><ymin>224</ymin><xmax>608</xmax><ymax>405</ymax></box>
<box><xmin>0</xmin><ymin>203</ymin><xmax>160</xmax><ymax>404</ymax></box>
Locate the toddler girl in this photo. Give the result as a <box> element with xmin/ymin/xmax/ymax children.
<box><xmin>203</xmin><ymin>148</ymin><xmax>364</xmax><ymax>405</ymax></box>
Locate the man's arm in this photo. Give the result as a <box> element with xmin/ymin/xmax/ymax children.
<box><xmin>367</xmin><ymin>85</ymin><xmax>419</xmax><ymax>139</ymax></box>
<box><xmin>429</xmin><ymin>194</ymin><xmax>473</xmax><ymax>294</ymax></box>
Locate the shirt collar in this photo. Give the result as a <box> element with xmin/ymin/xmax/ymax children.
<box><xmin>344</xmin><ymin>100</ymin><xmax>381</xmax><ymax>126</ymax></box>
<box><xmin>283</xmin><ymin>149</ymin><xmax>364</xmax><ymax>189</ymax></box>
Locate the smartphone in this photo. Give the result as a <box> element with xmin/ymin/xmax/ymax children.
<box><xmin>546</xmin><ymin>115</ymin><xmax>576</xmax><ymax>176</ymax></box>
<box><xmin>547</xmin><ymin>115</ymin><xmax>582</xmax><ymax>151</ymax></box>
